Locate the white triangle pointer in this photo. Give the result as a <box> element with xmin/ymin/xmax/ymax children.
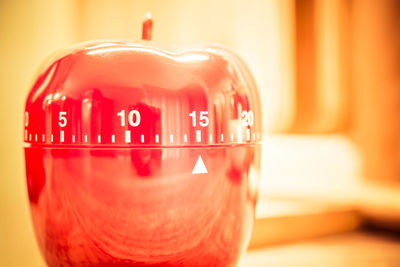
<box><xmin>192</xmin><ymin>155</ymin><xmax>208</xmax><ymax>174</ymax></box>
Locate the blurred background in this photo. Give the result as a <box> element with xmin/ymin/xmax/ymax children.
<box><xmin>1</xmin><ymin>0</ymin><xmax>400</xmax><ymax>266</ymax></box>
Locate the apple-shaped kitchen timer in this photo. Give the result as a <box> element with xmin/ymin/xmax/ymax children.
<box><xmin>24</xmin><ymin>16</ymin><xmax>262</xmax><ymax>267</ymax></box>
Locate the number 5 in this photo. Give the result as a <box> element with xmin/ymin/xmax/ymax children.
<box><xmin>59</xmin><ymin>112</ymin><xmax>67</xmax><ymax>127</ymax></box>
<box><xmin>199</xmin><ymin>111</ymin><xmax>209</xmax><ymax>127</ymax></box>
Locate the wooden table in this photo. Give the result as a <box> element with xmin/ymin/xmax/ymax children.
<box><xmin>238</xmin><ymin>231</ymin><xmax>400</xmax><ymax>267</ymax></box>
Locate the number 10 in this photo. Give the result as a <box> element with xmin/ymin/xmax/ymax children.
<box><xmin>117</xmin><ymin>110</ymin><xmax>141</xmax><ymax>127</ymax></box>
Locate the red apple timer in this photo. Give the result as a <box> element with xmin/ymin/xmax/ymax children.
<box><xmin>24</xmin><ymin>17</ymin><xmax>262</xmax><ymax>267</ymax></box>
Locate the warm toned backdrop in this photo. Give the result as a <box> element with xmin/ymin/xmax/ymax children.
<box><xmin>0</xmin><ymin>1</ymin><xmax>293</xmax><ymax>266</ymax></box>
<box><xmin>2</xmin><ymin>0</ymin><xmax>400</xmax><ymax>266</ymax></box>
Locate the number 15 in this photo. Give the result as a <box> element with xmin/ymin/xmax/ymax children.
<box><xmin>189</xmin><ymin>111</ymin><xmax>209</xmax><ymax>127</ymax></box>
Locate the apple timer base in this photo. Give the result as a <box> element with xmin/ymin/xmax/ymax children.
<box><xmin>25</xmin><ymin>145</ymin><xmax>260</xmax><ymax>267</ymax></box>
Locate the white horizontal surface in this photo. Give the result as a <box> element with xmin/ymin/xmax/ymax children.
<box><xmin>258</xmin><ymin>134</ymin><xmax>363</xmax><ymax>209</ymax></box>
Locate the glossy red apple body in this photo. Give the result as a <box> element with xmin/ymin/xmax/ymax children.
<box><xmin>24</xmin><ymin>29</ymin><xmax>262</xmax><ymax>266</ymax></box>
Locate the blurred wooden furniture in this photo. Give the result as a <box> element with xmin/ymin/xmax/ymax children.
<box><xmin>291</xmin><ymin>0</ymin><xmax>400</xmax><ymax>183</ymax></box>
<box><xmin>350</xmin><ymin>0</ymin><xmax>400</xmax><ymax>183</ymax></box>
<box><xmin>250</xmin><ymin>198</ymin><xmax>361</xmax><ymax>249</ymax></box>
<box><xmin>240</xmin><ymin>231</ymin><xmax>400</xmax><ymax>267</ymax></box>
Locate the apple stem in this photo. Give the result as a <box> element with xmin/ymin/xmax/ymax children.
<box><xmin>142</xmin><ymin>12</ymin><xmax>153</xmax><ymax>41</ymax></box>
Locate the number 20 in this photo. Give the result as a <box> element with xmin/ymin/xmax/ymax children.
<box><xmin>241</xmin><ymin>110</ymin><xmax>254</xmax><ymax>126</ymax></box>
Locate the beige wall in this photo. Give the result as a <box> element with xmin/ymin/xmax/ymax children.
<box><xmin>0</xmin><ymin>1</ymin><xmax>75</xmax><ymax>266</ymax></box>
<box><xmin>0</xmin><ymin>1</ymin><xmax>292</xmax><ymax>265</ymax></box>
